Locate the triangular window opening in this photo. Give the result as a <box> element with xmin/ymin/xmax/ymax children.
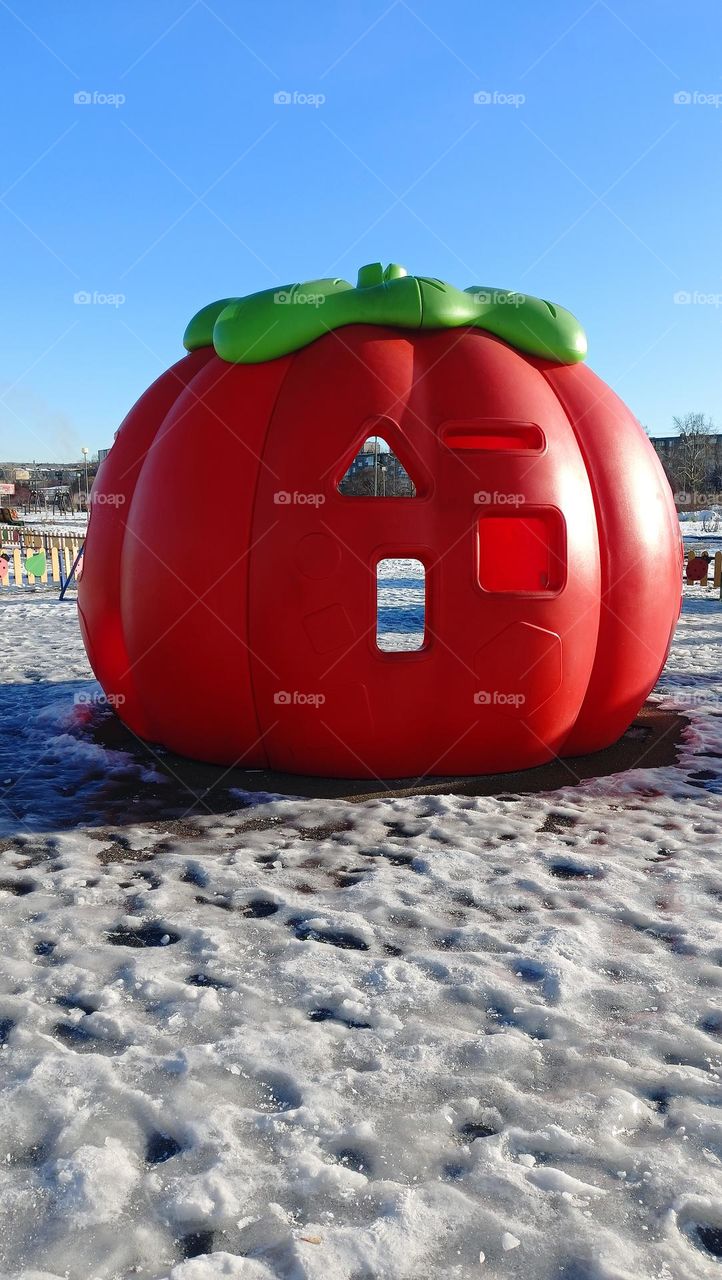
<box><xmin>338</xmin><ymin>436</ymin><xmax>417</xmax><ymax>497</ymax></box>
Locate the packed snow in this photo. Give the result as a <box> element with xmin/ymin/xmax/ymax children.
<box><xmin>0</xmin><ymin>575</ymin><xmax>721</xmax><ymax>1280</ymax></box>
<box><xmin>679</xmin><ymin>509</ymin><xmax>722</xmax><ymax>548</ymax></box>
<box><xmin>22</xmin><ymin>512</ymin><xmax>89</xmax><ymax>531</ymax></box>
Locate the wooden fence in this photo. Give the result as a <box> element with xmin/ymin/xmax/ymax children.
<box><xmin>0</xmin><ymin>525</ymin><xmax>84</xmax><ymax>589</ymax></box>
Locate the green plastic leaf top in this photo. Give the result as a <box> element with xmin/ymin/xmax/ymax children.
<box><xmin>183</xmin><ymin>263</ymin><xmax>587</xmax><ymax>365</ymax></box>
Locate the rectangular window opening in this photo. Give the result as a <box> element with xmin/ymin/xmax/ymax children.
<box><xmin>376</xmin><ymin>558</ymin><xmax>426</xmax><ymax>652</ymax></box>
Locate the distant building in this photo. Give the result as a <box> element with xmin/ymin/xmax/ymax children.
<box><xmin>97</xmin><ymin>448</ymin><xmax>111</xmax><ymax>463</ymax></box>
<box><xmin>339</xmin><ymin>439</ymin><xmax>415</xmax><ymax>497</ymax></box>
<box><xmin>649</xmin><ymin>434</ymin><xmax>722</xmax><ymax>504</ymax></box>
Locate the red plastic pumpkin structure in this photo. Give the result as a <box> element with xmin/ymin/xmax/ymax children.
<box><xmin>78</xmin><ymin>264</ymin><xmax>682</xmax><ymax>778</ymax></box>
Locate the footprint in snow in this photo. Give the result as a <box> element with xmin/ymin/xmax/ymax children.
<box><xmin>194</xmin><ymin>893</ymin><xmax>233</xmax><ymax>911</ymax></box>
<box><xmin>548</xmin><ymin>860</ymin><xmax>604</xmax><ymax>881</ymax></box>
<box><xmin>640</xmin><ymin>924</ymin><xmax>696</xmax><ymax>957</ymax></box>
<box><xmin>107</xmin><ymin>922</ymin><xmax>180</xmax><ymax>948</ymax></box>
<box><xmin>698</xmin><ymin>1011</ymin><xmax>722</xmax><ymax>1038</ymax></box>
<box><xmin>485</xmin><ymin>998</ymin><xmax>552</xmax><ymax>1041</ymax></box>
<box><xmin>678</xmin><ymin>1210</ymin><xmax>722</xmax><ymax>1260</ymax></box>
<box><xmin>308</xmin><ymin>1006</ymin><xmax>372</xmax><ymax>1030</ymax></box>
<box><xmin>180</xmin><ymin>866</ymin><xmax>207</xmax><ymax>887</ymax></box>
<box><xmin>55</xmin><ymin>994</ymin><xmax>99</xmax><ymax>1015</ymax></box>
<box><xmin>384</xmin><ymin>820</ymin><xmax>425</xmax><ymax>838</ymax></box>
<box><xmin>510</xmin><ymin>958</ymin><xmax>561</xmax><ymax>1004</ymax></box>
<box><xmin>332</xmin><ymin>1145</ymin><xmax>374</xmax><ymax>1175</ymax></box>
<box><xmin>132</xmin><ymin>867</ymin><xmax>161</xmax><ymax>890</ymax></box>
<box><xmin>332</xmin><ymin>869</ymin><xmax>368</xmax><ymax>888</ymax></box>
<box><xmin>0</xmin><ymin>877</ymin><xmax>36</xmax><ymax>896</ymax></box>
<box><xmin>287</xmin><ymin>917</ymin><xmax>368</xmax><ymax>950</ymax></box>
<box><xmin>242</xmin><ymin>899</ymin><xmax>279</xmax><ymax>918</ymax></box>
<box><xmin>458</xmin><ymin>1121</ymin><xmax>500</xmax><ymax>1142</ymax></box>
<box><xmin>253</xmin><ymin>1070</ymin><xmax>302</xmax><ymax>1113</ymax></box>
<box><xmin>53</xmin><ymin>1021</ymin><xmax>122</xmax><ymax>1055</ymax></box>
<box><xmin>186</xmin><ymin>972</ymin><xmax>231</xmax><ymax>990</ymax></box>
<box><xmin>146</xmin><ymin>1132</ymin><xmax>183</xmax><ymax>1164</ymax></box>
<box><xmin>178</xmin><ymin>1231</ymin><xmax>215</xmax><ymax>1260</ymax></box>
<box><xmin>694</xmin><ymin>1224</ymin><xmax>722</xmax><ymax>1258</ymax></box>
<box><xmin>539</xmin><ymin>812</ymin><xmax>578</xmax><ymax>835</ymax></box>
<box><xmin>6</xmin><ymin>1141</ymin><xmax>49</xmax><ymax>1167</ymax></box>
<box><xmin>646</xmin><ymin>1086</ymin><xmax>673</xmax><ymax>1113</ymax></box>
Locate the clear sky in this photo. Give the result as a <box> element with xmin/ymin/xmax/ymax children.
<box><xmin>1</xmin><ymin>0</ymin><xmax>721</xmax><ymax>460</ymax></box>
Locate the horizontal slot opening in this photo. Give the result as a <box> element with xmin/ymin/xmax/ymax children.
<box><xmin>376</xmin><ymin>558</ymin><xmax>426</xmax><ymax>652</ymax></box>
<box><xmin>441</xmin><ymin>421</ymin><xmax>545</xmax><ymax>452</ymax></box>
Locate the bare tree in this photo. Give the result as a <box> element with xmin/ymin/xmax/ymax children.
<box><xmin>672</xmin><ymin>412</ymin><xmax>715</xmax><ymax>496</ymax></box>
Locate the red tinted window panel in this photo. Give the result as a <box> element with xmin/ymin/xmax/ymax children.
<box><xmin>478</xmin><ymin>508</ymin><xmax>566</xmax><ymax>594</ymax></box>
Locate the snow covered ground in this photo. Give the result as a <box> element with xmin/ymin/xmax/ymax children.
<box><xmin>0</xmin><ymin>583</ymin><xmax>721</xmax><ymax>1280</ymax></box>
<box><xmin>19</xmin><ymin>513</ymin><xmax>89</xmax><ymax>538</ymax></box>
<box><xmin>679</xmin><ymin>509</ymin><xmax>722</xmax><ymax>549</ymax></box>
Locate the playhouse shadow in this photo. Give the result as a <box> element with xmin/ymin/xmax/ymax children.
<box><xmin>0</xmin><ymin>679</ymin><xmax>688</xmax><ymax>839</ymax></box>
<box><xmin>92</xmin><ymin>699</ymin><xmax>686</xmax><ymax>806</ymax></box>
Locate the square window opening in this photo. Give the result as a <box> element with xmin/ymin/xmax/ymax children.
<box><xmin>478</xmin><ymin>509</ymin><xmax>566</xmax><ymax>594</ymax></box>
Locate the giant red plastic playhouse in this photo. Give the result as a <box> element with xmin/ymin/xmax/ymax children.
<box><xmin>78</xmin><ymin>263</ymin><xmax>682</xmax><ymax>778</ymax></box>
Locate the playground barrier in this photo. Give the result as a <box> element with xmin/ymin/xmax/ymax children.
<box><xmin>0</xmin><ymin>525</ymin><xmax>84</xmax><ymax>589</ymax></box>
<box><xmin>685</xmin><ymin>548</ymin><xmax>722</xmax><ymax>592</ymax></box>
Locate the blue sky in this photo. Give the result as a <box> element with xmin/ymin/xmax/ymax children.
<box><xmin>1</xmin><ymin>0</ymin><xmax>721</xmax><ymax>460</ymax></box>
